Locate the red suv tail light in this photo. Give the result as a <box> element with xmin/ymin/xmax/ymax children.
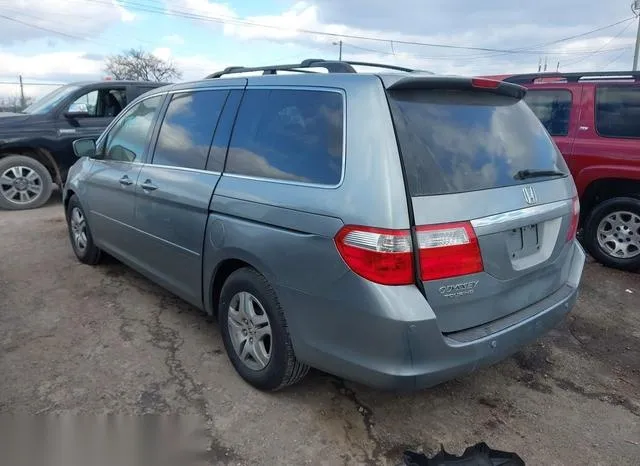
<box><xmin>416</xmin><ymin>222</ymin><xmax>484</xmax><ymax>281</ymax></box>
<box><xmin>335</xmin><ymin>226</ymin><xmax>414</xmax><ymax>285</ymax></box>
<box><xmin>566</xmin><ymin>196</ymin><xmax>580</xmax><ymax>242</ymax></box>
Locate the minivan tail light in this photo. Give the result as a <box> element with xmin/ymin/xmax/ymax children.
<box><xmin>335</xmin><ymin>226</ymin><xmax>414</xmax><ymax>285</ymax></box>
<box><xmin>567</xmin><ymin>196</ymin><xmax>580</xmax><ymax>241</ymax></box>
<box><xmin>417</xmin><ymin>222</ymin><xmax>484</xmax><ymax>281</ymax></box>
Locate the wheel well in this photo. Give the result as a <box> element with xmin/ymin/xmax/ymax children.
<box><xmin>580</xmin><ymin>178</ymin><xmax>640</xmax><ymax>223</ymax></box>
<box><xmin>63</xmin><ymin>189</ymin><xmax>75</xmax><ymax>214</ymax></box>
<box><xmin>210</xmin><ymin>259</ymin><xmax>252</xmax><ymax>317</ymax></box>
<box><xmin>0</xmin><ymin>147</ymin><xmax>62</xmax><ymax>186</ymax></box>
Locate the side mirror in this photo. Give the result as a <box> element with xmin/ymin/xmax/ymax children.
<box><xmin>73</xmin><ymin>138</ymin><xmax>96</xmax><ymax>158</ymax></box>
<box><xmin>65</xmin><ymin>102</ymin><xmax>90</xmax><ymax>119</ymax></box>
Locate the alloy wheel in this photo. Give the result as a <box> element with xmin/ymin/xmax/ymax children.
<box><xmin>596</xmin><ymin>210</ymin><xmax>640</xmax><ymax>259</ymax></box>
<box><xmin>0</xmin><ymin>166</ymin><xmax>43</xmax><ymax>205</ymax></box>
<box><xmin>227</xmin><ymin>291</ymin><xmax>272</xmax><ymax>371</ymax></box>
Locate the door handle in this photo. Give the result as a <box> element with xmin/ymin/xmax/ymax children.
<box><xmin>119</xmin><ymin>175</ymin><xmax>133</xmax><ymax>186</ymax></box>
<box><xmin>140</xmin><ymin>179</ymin><xmax>158</xmax><ymax>191</ymax></box>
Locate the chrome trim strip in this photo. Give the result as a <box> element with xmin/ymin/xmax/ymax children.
<box><xmin>167</xmin><ymin>86</ymin><xmax>246</xmax><ymax>94</ymax></box>
<box><xmin>471</xmin><ymin>199</ymin><xmax>571</xmax><ymax>235</ymax></box>
<box><xmin>145</xmin><ymin>163</ymin><xmax>221</xmax><ymax>176</ymax></box>
<box><xmin>225</xmin><ymin>86</ymin><xmax>347</xmax><ymax>189</ymax></box>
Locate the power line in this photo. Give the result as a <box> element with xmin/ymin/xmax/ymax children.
<box><xmin>512</xmin><ymin>17</ymin><xmax>635</xmax><ymax>51</ymax></box>
<box><xmin>0</xmin><ymin>6</ymin><xmax>158</xmax><ymax>47</ymax></box>
<box><xmin>562</xmin><ymin>21</ymin><xmax>635</xmax><ymax>67</ymax></box>
<box><xmin>0</xmin><ymin>81</ymin><xmax>66</xmax><ymax>86</ymax></box>
<box><xmin>0</xmin><ymin>13</ymin><xmax>101</xmax><ymax>43</ymax></box>
<box><xmin>342</xmin><ymin>40</ymin><xmax>632</xmax><ymax>63</ymax></box>
<box><xmin>601</xmin><ymin>47</ymin><xmax>632</xmax><ymax>68</ymax></box>
<box><xmin>84</xmin><ymin>0</ymin><xmax>636</xmax><ymax>56</ymax></box>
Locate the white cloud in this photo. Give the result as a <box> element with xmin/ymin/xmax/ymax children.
<box><xmin>152</xmin><ymin>47</ymin><xmax>173</xmax><ymax>62</ymax></box>
<box><xmin>171</xmin><ymin>0</ymin><xmax>639</xmax><ymax>74</ymax></box>
<box><xmin>0</xmin><ymin>47</ymin><xmax>228</xmax><ymax>99</ymax></box>
<box><xmin>163</xmin><ymin>34</ymin><xmax>185</xmax><ymax>45</ymax></box>
<box><xmin>0</xmin><ymin>50</ymin><xmax>103</xmax><ymax>79</ymax></box>
<box><xmin>0</xmin><ymin>50</ymin><xmax>105</xmax><ymax>100</ymax></box>
<box><xmin>114</xmin><ymin>0</ymin><xmax>136</xmax><ymax>22</ymax></box>
<box><xmin>0</xmin><ymin>0</ymin><xmax>133</xmax><ymax>45</ymax></box>
<box><xmin>169</xmin><ymin>0</ymin><xmax>236</xmax><ymax>19</ymax></box>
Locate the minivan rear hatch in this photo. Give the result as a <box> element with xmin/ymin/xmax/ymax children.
<box><xmin>385</xmin><ymin>76</ymin><xmax>579</xmax><ymax>333</ymax></box>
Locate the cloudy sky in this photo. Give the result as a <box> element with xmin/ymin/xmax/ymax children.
<box><xmin>1</xmin><ymin>0</ymin><xmax>638</xmax><ymax>99</ymax></box>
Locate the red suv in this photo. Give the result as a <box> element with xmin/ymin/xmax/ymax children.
<box><xmin>486</xmin><ymin>71</ymin><xmax>640</xmax><ymax>271</ymax></box>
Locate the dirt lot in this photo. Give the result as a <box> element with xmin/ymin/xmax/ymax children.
<box><xmin>1</xmin><ymin>195</ymin><xmax>639</xmax><ymax>465</ymax></box>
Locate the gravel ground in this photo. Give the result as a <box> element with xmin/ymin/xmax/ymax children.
<box><xmin>1</xmin><ymin>195</ymin><xmax>639</xmax><ymax>465</ymax></box>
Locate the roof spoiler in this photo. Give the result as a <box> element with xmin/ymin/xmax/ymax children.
<box><xmin>387</xmin><ymin>76</ymin><xmax>526</xmax><ymax>100</ymax></box>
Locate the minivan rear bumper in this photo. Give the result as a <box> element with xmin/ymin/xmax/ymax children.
<box><xmin>280</xmin><ymin>242</ymin><xmax>586</xmax><ymax>391</ymax></box>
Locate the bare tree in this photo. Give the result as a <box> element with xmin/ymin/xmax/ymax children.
<box><xmin>104</xmin><ymin>48</ymin><xmax>182</xmax><ymax>82</ymax></box>
<box><xmin>0</xmin><ymin>95</ymin><xmax>34</xmax><ymax>112</ymax></box>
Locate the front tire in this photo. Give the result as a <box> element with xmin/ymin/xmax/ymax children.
<box><xmin>0</xmin><ymin>155</ymin><xmax>53</xmax><ymax>210</ymax></box>
<box><xmin>219</xmin><ymin>268</ymin><xmax>309</xmax><ymax>391</ymax></box>
<box><xmin>66</xmin><ymin>195</ymin><xmax>101</xmax><ymax>265</ymax></box>
<box><xmin>583</xmin><ymin>196</ymin><xmax>640</xmax><ymax>271</ymax></box>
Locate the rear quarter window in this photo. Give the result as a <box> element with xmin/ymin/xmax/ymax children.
<box><xmin>523</xmin><ymin>89</ymin><xmax>572</xmax><ymax>136</ymax></box>
<box><xmin>388</xmin><ymin>89</ymin><xmax>569</xmax><ymax>196</ymax></box>
<box><xmin>225</xmin><ymin>89</ymin><xmax>344</xmax><ymax>185</ymax></box>
<box><xmin>596</xmin><ymin>86</ymin><xmax>640</xmax><ymax>138</ymax></box>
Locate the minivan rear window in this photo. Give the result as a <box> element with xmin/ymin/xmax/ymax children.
<box><xmin>388</xmin><ymin>89</ymin><xmax>569</xmax><ymax>196</ymax></box>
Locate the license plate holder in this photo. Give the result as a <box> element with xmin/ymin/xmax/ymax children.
<box><xmin>506</xmin><ymin>224</ymin><xmax>540</xmax><ymax>259</ymax></box>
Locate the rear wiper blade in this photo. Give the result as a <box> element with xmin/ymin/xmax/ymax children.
<box><xmin>514</xmin><ymin>169</ymin><xmax>566</xmax><ymax>180</ymax></box>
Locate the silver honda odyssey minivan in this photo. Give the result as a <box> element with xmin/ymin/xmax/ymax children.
<box><xmin>64</xmin><ymin>59</ymin><xmax>586</xmax><ymax>391</ymax></box>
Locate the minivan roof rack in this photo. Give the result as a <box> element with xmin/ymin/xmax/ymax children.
<box><xmin>503</xmin><ymin>71</ymin><xmax>640</xmax><ymax>84</ymax></box>
<box><xmin>205</xmin><ymin>58</ymin><xmax>424</xmax><ymax>78</ymax></box>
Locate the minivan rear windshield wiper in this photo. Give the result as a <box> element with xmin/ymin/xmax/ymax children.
<box><xmin>513</xmin><ymin>169</ymin><xmax>566</xmax><ymax>180</ymax></box>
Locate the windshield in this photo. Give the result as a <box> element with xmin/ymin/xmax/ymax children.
<box><xmin>23</xmin><ymin>85</ymin><xmax>81</xmax><ymax>115</ymax></box>
<box><xmin>388</xmin><ymin>89</ymin><xmax>569</xmax><ymax>196</ymax></box>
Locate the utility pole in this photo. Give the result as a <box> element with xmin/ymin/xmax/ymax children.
<box><xmin>633</xmin><ymin>1</ymin><xmax>640</xmax><ymax>70</ymax></box>
<box><xmin>19</xmin><ymin>75</ymin><xmax>25</xmax><ymax>109</ymax></box>
<box><xmin>332</xmin><ymin>40</ymin><xmax>343</xmax><ymax>61</ymax></box>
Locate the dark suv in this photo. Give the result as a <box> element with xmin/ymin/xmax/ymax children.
<box><xmin>486</xmin><ymin>71</ymin><xmax>640</xmax><ymax>271</ymax></box>
<box><xmin>0</xmin><ymin>80</ymin><xmax>164</xmax><ymax>210</ymax></box>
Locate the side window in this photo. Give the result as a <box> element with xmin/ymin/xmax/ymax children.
<box><xmin>104</xmin><ymin>89</ymin><xmax>127</xmax><ymax>117</ymax></box>
<box><xmin>68</xmin><ymin>90</ymin><xmax>98</xmax><ymax>116</ymax></box>
<box><xmin>103</xmin><ymin>95</ymin><xmax>163</xmax><ymax>162</ymax></box>
<box><xmin>523</xmin><ymin>90</ymin><xmax>572</xmax><ymax>136</ymax></box>
<box><xmin>226</xmin><ymin>89</ymin><xmax>344</xmax><ymax>185</ymax></box>
<box><xmin>596</xmin><ymin>87</ymin><xmax>640</xmax><ymax>138</ymax></box>
<box><xmin>67</xmin><ymin>88</ymin><xmax>126</xmax><ymax>117</ymax></box>
<box><xmin>152</xmin><ymin>90</ymin><xmax>229</xmax><ymax>170</ymax></box>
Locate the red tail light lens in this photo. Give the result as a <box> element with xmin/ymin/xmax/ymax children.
<box><xmin>335</xmin><ymin>226</ymin><xmax>414</xmax><ymax>285</ymax></box>
<box><xmin>566</xmin><ymin>196</ymin><xmax>580</xmax><ymax>241</ymax></box>
<box><xmin>416</xmin><ymin>222</ymin><xmax>484</xmax><ymax>281</ymax></box>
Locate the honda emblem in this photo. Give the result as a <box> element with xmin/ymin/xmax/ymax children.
<box><xmin>522</xmin><ymin>186</ymin><xmax>537</xmax><ymax>205</ymax></box>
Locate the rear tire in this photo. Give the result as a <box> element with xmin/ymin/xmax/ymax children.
<box><xmin>219</xmin><ymin>268</ymin><xmax>309</xmax><ymax>391</ymax></box>
<box><xmin>582</xmin><ymin>197</ymin><xmax>640</xmax><ymax>272</ymax></box>
<box><xmin>0</xmin><ymin>155</ymin><xmax>53</xmax><ymax>210</ymax></box>
<box><xmin>66</xmin><ymin>195</ymin><xmax>102</xmax><ymax>265</ymax></box>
